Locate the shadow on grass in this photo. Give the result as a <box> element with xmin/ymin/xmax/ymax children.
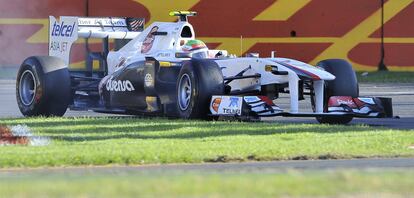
<box><xmin>0</xmin><ymin>116</ymin><xmax>141</xmax><ymax>127</ymax></box>
<box><xmin>5</xmin><ymin>117</ymin><xmax>382</xmax><ymax>142</ymax></box>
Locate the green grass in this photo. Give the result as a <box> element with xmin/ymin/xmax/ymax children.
<box><xmin>0</xmin><ymin>169</ymin><xmax>414</xmax><ymax>197</ymax></box>
<box><xmin>0</xmin><ymin>117</ymin><xmax>413</xmax><ymax>168</ymax></box>
<box><xmin>356</xmin><ymin>71</ymin><xmax>414</xmax><ymax>83</ymax></box>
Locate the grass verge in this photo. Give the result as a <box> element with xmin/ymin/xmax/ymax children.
<box><xmin>356</xmin><ymin>71</ymin><xmax>414</xmax><ymax>83</ymax></box>
<box><xmin>0</xmin><ymin>117</ymin><xmax>413</xmax><ymax>168</ymax></box>
<box><xmin>0</xmin><ymin>169</ymin><xmax>413</xmax><ymax>197</ymax></box>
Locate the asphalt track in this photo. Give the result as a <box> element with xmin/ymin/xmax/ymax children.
<box><xmin>1</xmin><ymin>158</ymin><xmax>414</xmax><ymax>174</ymax></box>
<box><xmin>1</xmin><ymin>80</ymin><xmax>413</xmax><ymax>129</ymax></box>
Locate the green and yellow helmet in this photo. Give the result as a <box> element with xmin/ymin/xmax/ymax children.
<box><xmin>182</xmin><ymin>40</ymin><xmax>209</xmax><ymax>58</ymax></box>
<box><xmin>182</xmin><ymin>40</ymin><xmax>208</xmax><ymax>52</ymax></box>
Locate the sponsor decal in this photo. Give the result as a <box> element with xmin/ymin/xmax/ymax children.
<box><xmin>211</xmin><ymin>97</ymin><xmax>222</xmax><ymax>113</ymax></box>
<box><xmin>106</xmin><ymin>76</ymin><xmax>135</xmax><ymax>92</ymax></box>
<box><xmin>223</xmin><ymin>97</ymin><xmax>242</xmax><ymax>115</ymax></box>
<box><xmin>210</xmin><ymin>96</ymin><xmax>242</xmax><ymax>115</ymax></box>
<box><xmin>141</xmin><ymin>26</ymin><xmax>159</xmax><ymax>54</ymax></box>
<box><xmin>222</xmin><ymin>107</ymin><xmax>241</xmax><ymax>115</ymax></box>
<box><xmin>78</xmin><ymin>18</ymin><xmax>127</xmax><ymax>27</ymax></box>
<box><xmin>328</xmin><ymin>96</ymin><xmax>357</xmax><ymax>108</ymax></box>
<box><xmin>48</xmin><ymin>16</ymin><xmax>78</xmax><ymax>66</ymax></box>
<box><xmin>157</xmin><ymin>52</ymin><xmax>171</xmax><ymax>57</ymax></box>
<box><xmin>49</xmin><ymin>41</ymin><xmax>69</xmax><ymax>53</ymax></box>
<box><xmin>229</xmin><ymin>97</ymin><xmax>240</xmax><ymax>107</ymax></box>
<box><xmin>337</xmin><ymin>99</ymin><xmax>354</xmax><ymax>106</ymax></box>
<box><xmin>144</xmin><ymin>73</ymin><xmax>154</xmax><ymax>87</ymax></box>
<box><xmin>51</xmin><ymin>21</ymin><xmax>76</xmax><ymax>37</ymax></box>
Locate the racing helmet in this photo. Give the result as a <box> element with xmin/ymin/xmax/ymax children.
<box><xmin>182</xmin><ymin>40</ymin><xmax>209</xmax><ymax>58</ymax></box>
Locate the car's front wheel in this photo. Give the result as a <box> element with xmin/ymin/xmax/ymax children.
<box><xmin>176</xmin><ymin>59</ymin><xmax>224</xmax><ymax>119</ymax></box>
<box><xmin>314</xmin><ymin>59</ymin><xmax>359</xmax><ymax>124</ymax></box>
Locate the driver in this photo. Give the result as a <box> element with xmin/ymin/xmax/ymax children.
<box><xmin>181</xmin><ymin>39</ymin><xmax>209</xmax><ymax>58</ymax></box>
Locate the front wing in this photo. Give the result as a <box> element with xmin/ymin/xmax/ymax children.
<box><xmin>209</xmin><ymin>95</ymin><xmax>393</xmax><ymax>119</ymax></box>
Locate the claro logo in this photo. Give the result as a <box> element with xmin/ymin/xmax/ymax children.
<box><xmin>337</xmin><ymin>99</ymin><xmax>354</xmax><ymax>106</ymax></box>
<box><xmin>106</xmin><ymin>76</ymin><xmax>135</xmax><ymax>92</ymax></box>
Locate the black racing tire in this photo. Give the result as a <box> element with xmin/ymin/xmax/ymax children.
<box><xmin>176</xmin><ymin>59</ymin><xmax>225</xmax><ymax>119</ymax></box>
<box><xmin>315</xmin><ymin>59</ymin><xmax>359</xmax><ymax>124</ymax></box>
<box><xmin>16</xmin><ymin>56</ymin><xmax>71</xmax><ymax>117</ymax></box>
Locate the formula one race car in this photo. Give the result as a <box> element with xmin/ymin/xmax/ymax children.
<box><xmin>16</xmin><ymin>11</ymin><xmax>393</xmax><ymax>124</ymax></box>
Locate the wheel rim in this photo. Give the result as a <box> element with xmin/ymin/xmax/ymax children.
<box><xmin>19</xmin><ymin>70</ymin><xmax>36</xmax><ymax>106</ymax></box>
<box><xmin>178</xmin><ymin>74</ymin><xmax>192</xmax><ymax>111</ymax></box>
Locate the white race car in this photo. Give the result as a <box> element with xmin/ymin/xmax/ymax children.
<box><xmin>16</xmin><ymin>11</ymin><xmax>393</xmax><ymax>124</ymax></box>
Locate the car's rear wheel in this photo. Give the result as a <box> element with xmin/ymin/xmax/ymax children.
<box><xmin>18</xmin><ymin>70</ymin><xmax>37</xmax><ymax>107</ymax></box>
<box><xmin>315</xmin><ymin>59</ymin><xmax>359</xmax><ymax>124</ymax></box>
<box><xmin>16</xmin><ymin>56</ymin><xmax>71</xmax><ymax>117</ymax></box>
<box><xmin>176</xmin><ymin>59</ymin><xmax>224</xmax><ymax>119</ymax></box>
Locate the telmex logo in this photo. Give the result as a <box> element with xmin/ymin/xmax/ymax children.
<box><xmin>228</xmin><ymin>97</ymin><xmax>240</xmax><ymax>107</ymax></box>
<box><xmin>222</xmin><ymin>108</ymin><xmax>241</xmax><ymax>115</ymax></box>
<box><xmin>51</xmin><ymin>21</ymin><xmax>76</xmax><ymax>37</ymax></box>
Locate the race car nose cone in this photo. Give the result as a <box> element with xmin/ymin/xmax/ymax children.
<box><xmin>319</xmin><ymin>70</ymin><xmax>336</xmax><ymax>81</ymax></box>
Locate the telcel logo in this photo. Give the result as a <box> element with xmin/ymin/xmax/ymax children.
<box><xmin>51</xmin><ymin>21</ymin><xmax>76</xmax><ymax>37</ymax></box>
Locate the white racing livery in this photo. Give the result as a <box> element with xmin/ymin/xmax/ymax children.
<box><xmin>16</xmin><ymin>11</ymin><xmax>393</xmax><ymax>124</ymax></box>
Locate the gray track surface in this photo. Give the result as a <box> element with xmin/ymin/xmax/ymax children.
<box><xmin>1</xmin><ymin>80</ymin><xmax>413</xmax><ymax>129</ymax></box>
<box><xmin>1</xmin><ymin>158</ymin><xmax>414</xmax><ymax>174</ymax></box>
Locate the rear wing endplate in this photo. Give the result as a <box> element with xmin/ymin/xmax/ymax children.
<box><xmin>48</xmin><ymin>16</ymin><xmax>144</xmax><ymax>65</ymax></box>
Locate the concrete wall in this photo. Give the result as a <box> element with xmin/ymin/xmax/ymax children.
<box><xmin>0</xmin><ymin>0</ymin><xmax>413</xmax><ymax>71</ymax></box>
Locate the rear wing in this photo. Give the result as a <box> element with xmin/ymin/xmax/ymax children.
<box><xmin>48</xmin><ymin>16</ymin><xmax>145</xmax><ymax>65</ymax></box>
